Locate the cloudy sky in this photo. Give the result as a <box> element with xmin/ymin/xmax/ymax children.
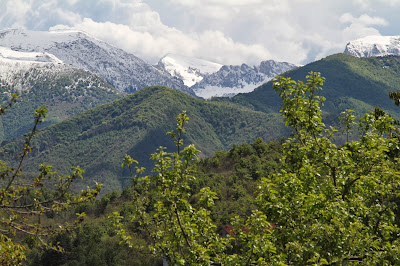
<box><xmin>0</xmin><ymin>0</ymin><xmax>399</xmax><ymax>65</ymax></box>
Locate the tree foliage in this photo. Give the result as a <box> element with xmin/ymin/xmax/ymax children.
<box><xmin>114</xmin><ymin>112</ymin><xmax>278</xmax><ymax>265</ymax></box>
<box><xmin>115</xmin><ymin>72</ymin><xmax>400</xmax><ymax>265</ymax></box>
<box><xmin>260</xmin><ymin>72</ymin><xmax>400</xmax><ymax>264</ymax></box>
<box><xmin>0</xmin><ymin>97</ymin><xmax>102</xmax><ymax>265</ymax></box>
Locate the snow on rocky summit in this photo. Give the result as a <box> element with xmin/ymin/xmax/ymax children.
<box><xmin>157</xmin><ymin>54</ymin><xmax>222</xmax><ymax>87</ymax></box>
<box><xmin>344</xmin><ymin>35</ymin><xmax>400</xmax><ymax>58</ymax></box>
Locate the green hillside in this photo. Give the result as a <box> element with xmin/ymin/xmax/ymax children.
<box><xmin>1</xmin><ymin>86</ymin><xmax>288</xmax><ymax>193</ymax></box>
<box><xmin>0</xmin><ymin>67</ymin><xmax>123</xmax><ymax>142</ymax></box>
<box><xmin>232</xmin><ymin>54</ymin><xmax>400</xmax><ymax>118</ymax></box>
<box><xmin>5</xmin><ymin>53</ymin><xmax>400</xmax><ymax>194</ymax></box>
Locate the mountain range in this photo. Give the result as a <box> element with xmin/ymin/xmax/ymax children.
<box><xmin>0</xmin><ymin>28</ymin><xmax>300</xmax><ymax>99</ymax></box>
<box><xmin>0</xmin><ymin>28</ymin><xmax>193</xmax><ymax>95</ymax></box>
<box><xmin>156</xmin><ymin>53</ymin><xmax>298</xmax><ymax>99</ymax></box>
<box><xmin>3</xmin><ymin>53</ymin><xmax>400</xmax><ymax>193</ymax></box>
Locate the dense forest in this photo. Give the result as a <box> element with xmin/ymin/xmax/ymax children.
<box><xmin>3</xmin><ymin>71</ymin><xmax>400</xmax><ymax>264</ymax></box>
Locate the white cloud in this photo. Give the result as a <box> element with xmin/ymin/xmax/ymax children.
<box><xmin>340</xmin><ymin>13</ymin><xmax>387</xmax><ymax>41</ymax></box>
<box><xmin>0</xmin><ymin>0</ymin><xmax>32</xmax><ymax>28</ymax></box>
<box><xmin>340</xmin><ymin>13</ymin><xmax>387</xmax><ymax>26</ymax></box>
<box><xmin>170</xmin><ymin>0</ymin><xmax>264</xmax><ymax>7</ymax></box>
<box><xmin>351</xmin><ymin>0</ymin><xmax>400</xmax><ymax>9</ymax></box>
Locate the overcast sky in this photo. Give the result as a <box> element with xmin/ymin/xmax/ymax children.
<box><xmin>0</xmin><ymin>0</ymin><xmax>399</xmax><ymax>65</ymax></box>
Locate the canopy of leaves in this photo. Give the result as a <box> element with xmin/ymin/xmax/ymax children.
<box><xmin>0</xmin><ymin>102</ymin><xmax>101</xmax><ymax>265</ymax></box>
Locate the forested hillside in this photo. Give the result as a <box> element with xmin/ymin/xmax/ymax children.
<box><xmin>1</xmin><ymin>86</ymin><xmax>288</xmax><ymax>193</ymax></box>
<box><xmin>25</xmin><ymin>138</ymin><xmax>284</xmax><ymax>265</ymax></box>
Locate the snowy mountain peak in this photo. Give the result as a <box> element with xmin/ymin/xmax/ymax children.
<box><xmin>157</xmin><ymin>54</ymin><xmax>222</xmax><ymax>87</ymax></box>
<box><xmin>344</xmin><ymin>35</ymin><xmax>400</xmax><ymax>57</ymax></box>
<box><xmin>0</xmin><ymin>29</ymin><xmax>193</xmax><ymax>95</ymax></box>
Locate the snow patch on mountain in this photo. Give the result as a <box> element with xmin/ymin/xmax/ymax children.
<box><xmin>0</xmin><ymin>46</ymin><xmax>66</xmax><ymax>89</ymax></box>
<box><xmin>157</xmin><ymin>54</ymin><xmax>222</xmax><ymax>87</ymax></box>
<box><xmin>195</xmin><ymin>82</ymin><xmax>264</xmax><ymax>99</ymax></box>
<box><xmin>191</xmin><ymin>60</ymin><xmax>298</xmax><ymax>99</ymax></box>
<box><xmin>344</xmin><ymin>35</ymin><xmax>400</xmax><ymax>57</ymax></box>
<box><xmin>0</xmin><ymin>46</ymin><xmax>63</xmax><ymax>64</ymax></box>
<box><xmin>0</xmin><ymin>29</ymin><xmax>194</xmax><ymax>96</ymax></box>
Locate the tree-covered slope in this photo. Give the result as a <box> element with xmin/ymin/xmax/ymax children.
<box><xmin>0</xmin><ymin>65</ymin><xmax>123</xmax><ymax>142</ymax></box>
<box><xmin>1</xmin><ymin>86</ymin><xmax>288</xmax><ymax>193</ymax></box>
<box><xmin>232</xmin><ymin>54</ymin><xmax>400</xmax><ymax>118</ymax></box>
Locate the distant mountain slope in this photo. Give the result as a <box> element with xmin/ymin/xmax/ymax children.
<box><xmin>0</xmin><ymin>28</ymin><xmax>194</xmax><ymax>95</ymax></box>
<box><xmin>156</xmin><ymin>54</ymin><xmax>222</xmax><ymax>87</ymax></box>
<box><xmin>191</xmin><ymin>60</ymin><xmax>297</xmax><ymax>99</ymax></box>
<box><xmin>0</xmin><ymin>87</ymin><xmax>288</xmax><ymax>193</ymax></box>
<box><xmin>0</xmin><ymin>47</ymin><xmax>123</xmax><ymax>141</ymax></box>
<box><xmin>344</xmin><ymin>35</ymin><xmax>400</xmax><ymax>57</ymax></box>
<box><xmin>232</xmin><ymin>53</ymin><xmax>400</xmax><ymax>117</ymax></box>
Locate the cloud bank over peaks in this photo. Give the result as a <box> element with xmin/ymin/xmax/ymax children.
<box><xmin>1</xmin><ymin>0</ymin><xmax>399</xmax><ymax>65</ymax></box>
<box><xmin>50</xmin><ymin>18</ymin><xmax>272</xmax><ymax>66</ymax></box>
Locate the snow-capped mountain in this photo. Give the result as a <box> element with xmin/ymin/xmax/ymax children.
<box><xmin>156</xmin><ymin>54</ymin><xmax>222</xmax><ymax>87</ymax></box>
<box><xmin>0</xmin><ymin>46</ymin><xmax>120</xmax><ymax>102</ymax></box>
<box><xmin>344</xmin><ymin>35</ymin><xmax>400</xmax><ymax>58</ymax></box>
<box><xmin>191</xmin><ymin>60</ymin><xmax>298</xmax><ymax>99</ymax></box>
<box><xmin>0</xmin><ymin>28</ymin><xmax>194</xmax><ymax>96</ymax></box>
<box><xmin>0</xmin><ymin>46</ymin><xmax>122</xmax><ymax>140</ymax></box>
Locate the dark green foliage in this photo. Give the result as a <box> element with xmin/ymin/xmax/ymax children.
<box><xmin>27</xmin><ymin>223</ymin><xmax>158</xmax><ymax>266</ymax></box>
<box><xmin>22</xmin><ymin>137</ymin><xmax>283</xmax><ymax>265</ymax></box>
<box><xmin>193</xmin><ymin>138</ymin><xmax>283</xmax><ymax>225</ymax></box>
